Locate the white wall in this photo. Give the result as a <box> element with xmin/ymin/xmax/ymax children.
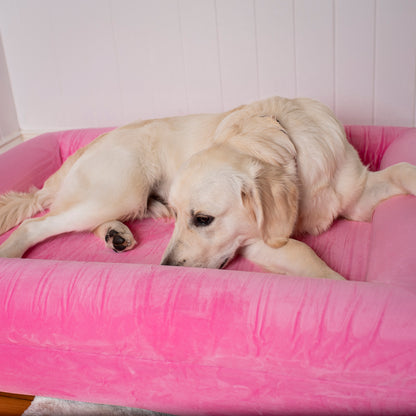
<box><xmin>0</xmin><ymin>0</ymin><xmax>415</xmax><ymax>134</ymax></box>
<box><xmin>0</xmin><ymin>32</ymin><xmax>19</xmax><ymax>145</ymax></box>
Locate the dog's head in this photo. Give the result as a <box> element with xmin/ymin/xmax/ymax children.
<box><xmin>161</xmin><ymin>117</ymin><xmax>298</xmax><ymax>269</ymax></box>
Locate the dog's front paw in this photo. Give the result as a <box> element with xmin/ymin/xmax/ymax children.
<box><xmin>104</xmin><ymin>225</ymin><xmax>136</xmax><ymax>253</ymax></box>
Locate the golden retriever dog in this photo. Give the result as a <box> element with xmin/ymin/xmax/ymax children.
<box><xmin>1</xmin><ymin>96</ymin><xmax>416</xmax><ymax>279</ymax></box>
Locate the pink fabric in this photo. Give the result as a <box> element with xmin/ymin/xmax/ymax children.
<box><xmin>1</xmin><ymin>126</ymin><xmax>416</xmax><ymax>414</ymax></box>
<box><xmin>366</xmin><ymin>129</ymin><xmax>416</xmax><ymax>289</ymax></box>
<box><xmin>57</xmin><ymin>127</ymin><xmax>114</xmax><ymax>162</ymax></box>
<box><xmin>344</xmin><ymin>125</ymin><xmax>409</xmax><ymax>170</ymax></box>
<box><xmin>0</xmin><ymin>133</ymin><xmax>61</xmax><ymax>193</ymax></box>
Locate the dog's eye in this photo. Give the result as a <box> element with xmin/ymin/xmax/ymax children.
<box><xmin>193</xmin><ymin>214</ymin><xmax>214</xmax><ymax>227</ymax></box>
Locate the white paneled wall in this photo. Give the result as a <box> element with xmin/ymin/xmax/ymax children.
<box><xmin>335</xmin><ymin>0</ymin><xmax>375</xmax><ymax>125</ymax></box>
<box><xmin>0</xmin><ymin>0</ymin><xmax>415</xmax><ymax>137</ymax></box>
<box><xmin>0</xmin><ymin>31</ymin><xmax>19</xmax><ymax>145</ymax></box>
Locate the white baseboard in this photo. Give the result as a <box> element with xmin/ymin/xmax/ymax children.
<box><xmin>20</xmin><ymin>129</ymin><xmax>55</xmax><ymax>141</ymax></box>
<box><xmin>0</xmin><ymin>129</ymin><xmax>51</xmax><ymax>154</ymax></box>
<box><xmin>0</xmin><ymin>133</ymin><xmax>23</xmax><ymax>154</ymax></box>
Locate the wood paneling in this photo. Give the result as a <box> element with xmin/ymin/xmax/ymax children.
<box><xmin>215</xmin><ymin>0</ymin><xmax>259</xmax><ymax>109</ymax></box>
<box><xmin>294</xmin><ymin>0</ymin><xmax>335</xmax><ymax>108</ymax></box>
<box><xmin>335</xmin><ymin>0</ymin><xmax>375</xmax><ymax>124</ymax></box>
<box><xmin>0</xmin><ymin>32</ymin><xmax>20</xmax><ymax>146</ymax></box>
<box><xmin>373</xmin><ymin>0</ymin><xmax>416</xmax><ymax>126</ymax></box>
<box><xmin>255</xmin><ymin>0</ymin><xmax>297</xmax><ymax>99</ymax></box>
<box><xmin>179</xmin><ymin>0</ymin><xmax>223</xmax><ymax>113</ymax></box>
<box><xmin>0</xmin><ymin>0</ymin><xmax>415</xmax><ymax>131</ymax></box>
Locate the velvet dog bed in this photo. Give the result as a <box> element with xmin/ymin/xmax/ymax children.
<box><xmin>1</xmin><ymin>125</ymin><xmax>416</xmax><ymax>415</ymax></box>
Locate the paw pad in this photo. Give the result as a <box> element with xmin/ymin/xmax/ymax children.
<box><xmin>105</xmin><ymin>229</ymin><xmax>129</xmax><ymax>252</ymax></box>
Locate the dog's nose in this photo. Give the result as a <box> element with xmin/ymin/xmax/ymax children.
<box><xmin>160</xmin><ymin>254</ymin><xmax>185</xmax><ymax>267</ymax></box>
<box><xmin>160</xmin><ymin>255</ymin><xmax>173</xmax><ymax>266</ymax></box>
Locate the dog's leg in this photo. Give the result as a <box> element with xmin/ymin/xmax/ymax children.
<box><xmin>0</xmin><ymin>204</ymin><xmax>126</xmax><ymax>258</ymax></box>
<box><xmin>94</xmin><ymin>221</ymin><xmax>137</xmax><ymax>252</ymax></box>
<box><xmin>344</xmin><ymin>162</ymin><xmax>416</xmax><ymax>221</ymax></box>
<box><xmin>241</xmin><ymin>239</ymin><xmax>344</xmax><ymax>280</ymax></box>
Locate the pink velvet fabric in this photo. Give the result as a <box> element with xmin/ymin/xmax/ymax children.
<box><xmin>1</xmin><ymin>126</ymin><xmax>416</xmax><ymax>414</ymax></box>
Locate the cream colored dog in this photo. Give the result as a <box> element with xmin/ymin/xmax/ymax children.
<box><xmin>1</xmin><ymin>96</ymin><xmax>416</xmax><ymax>279</ymax></box>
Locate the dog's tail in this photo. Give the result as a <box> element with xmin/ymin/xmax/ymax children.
<box><xmin>0</xmin><ymin>187</ymin><xmax>53</xmax><ymax>235</ymax></box>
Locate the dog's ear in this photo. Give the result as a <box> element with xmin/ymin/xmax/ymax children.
<box><xmin>242</xmin><ymin>163</ymin><xmax>298</xmax><ymax>248</ymax></box>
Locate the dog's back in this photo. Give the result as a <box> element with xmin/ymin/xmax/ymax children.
<box><xmin>0</xmin><ymin>111</ymin><xmax>226</xmax><ymax>241</ymax></box>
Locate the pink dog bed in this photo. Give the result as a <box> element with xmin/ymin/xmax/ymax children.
<box><xmin>1</xmin><ymin>126</ymin><xmax>416</xmax><ymax>414</ymax></box>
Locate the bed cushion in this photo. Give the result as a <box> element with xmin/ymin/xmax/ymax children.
<box><xmin>1</xmin><ymin>125</ymin><xmax>416</xmax><ymax>414</ymax></box>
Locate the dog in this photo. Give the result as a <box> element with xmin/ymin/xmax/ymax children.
<box><xmin>1</xmin><ymin>96</ymin><xmax>416</xmax><ymax>280</ymax></box>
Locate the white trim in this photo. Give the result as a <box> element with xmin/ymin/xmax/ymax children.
<box><xmin>20</xmin><ymin>129</ymin><xmax>56</xmax><ymax>141</ymax></box>
<box><xmin>0</xmin><ymin>129</ymin><xmax>53</xmax><ymax>154</ymax></box>
<box><xmin>0</xmin><ymin>128</ymin><xmax>72</xmax><ymax>154</ymax></box>
<box><xmin>0</xmin><ymin>129</ymin><xmax>20</xmax><ymax>145</ymax></box>
<box><xmin>0</xmin><ymin>133</ymin><xmax>23</xmax><ymax>154</ymax></box>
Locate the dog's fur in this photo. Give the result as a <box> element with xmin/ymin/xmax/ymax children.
<box><xmin>1</xmin><ymin>96</ymin><xmax>416</xmax><ymax>279</ymax></box>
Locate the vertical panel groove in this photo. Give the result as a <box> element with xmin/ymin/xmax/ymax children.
<box><xmin>371</xmin><ymin>0</ymin><xmax>377</xmax><ymax>125</ymax></box>
<box><xmin>177</xmin><ymin>0</ymin><xmax>190</xmax><ymax>114</ymax></box>
<box><xmin>332</xmin><ymin>0</ymin><xmax>336</xmax><ymax>114</ymax></box>
<box><xmin>213</xmin><ymin>0</ymin><xmax>224</xmax><ymax>111</ymax></box>
<box><xmin>292</xmin><ymin>0</ymin><xmax>298</xmax><ymax>97</ymax></box>
<box><xmin>108</xmin><ymin>0</ymin><xmax>124</xmax><ymax>122</ymax></box>
<box><xmin>373</xmin><ymin>0</ymin><xmax>415</xmax><ymax>126</ymax></box>
<box><xmin>253</xmin><ymin>0</ymin><xmax>261</xmax><ymax>100</ymax></box>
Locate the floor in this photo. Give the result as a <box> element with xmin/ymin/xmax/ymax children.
<box><xmin>0</xmin><ymin>392</ymin><xmax>34</xmax><ymax>416</ymax></box>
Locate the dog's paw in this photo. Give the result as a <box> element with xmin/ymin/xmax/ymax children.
<box><xmin>104</xmin><ymin>224</ymin><xmax>136</xmax><ymax>253</ymax></box>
